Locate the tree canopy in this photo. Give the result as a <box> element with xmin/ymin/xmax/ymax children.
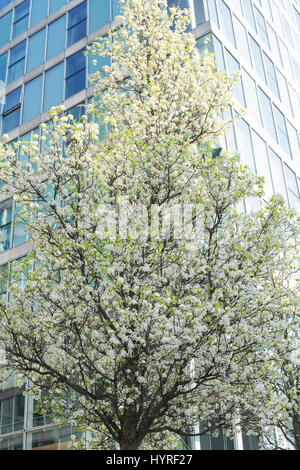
<box><xmin>0</xmin><ymin>0</ymin><xmax>299</xmax><ymax>450</ymax></box>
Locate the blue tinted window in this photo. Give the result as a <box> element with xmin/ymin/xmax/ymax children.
<box><xmin>0</xmin><ymin>52</ymin><xmax>8</xmax><ymax>87</ymax></box>
<box><xmin>12</xmin><ymin>0</ymin><xmax>30</xmax><ymax>38</ymax></box>
<box><xmin>49</xmin><ymin>0</ymin><xmax>67</xmax><ymax>15</ymax></box>
<box><xmin>2</xmin><ymin>86</ymin><xmax>22</xmax><ymax>133</ymax></box>
<box><xmin>112</xmin><ymin>0</ymin><xmax>121</xmax><ymax>18</ymax></box>
<box><xmin>194</xmin><ymin>0</ymin><xmax>205</xmax><ymax>25</ymax></box>
<box><xmin>66</xmin><ymin>50</ymin><xmax>86</xmax><ymax>99</ymax></box>
<box><xmin>0</xmin><ymin>200</ymin><xmax>12</xmax><ymax>253</ymax></box>
<box><xmin>44</xmin><ymin>62</ymin><xmax>64</xmax><ymax>111</ymax></box>
<box><xmin>13</xmin><ymin>202</ymin><xmax>32</xmax><ymax>247</ymax></box>
<box><xmin>89</xmin><ymin>0</ymin><xmax>110</xmax><ymax>33</ymax></box>
<box><xmin>23</xmin><ymin>75</ymin><xmax>43</xmax><ymax>123</ymax></box>
<box><xmin>3</xmin><ymin>87</ymin><xmax>21</xmax><ymax>113</ymax></box>
<box><xmin>47</xmin><ymin>15</ymin><xmax>66</xmax><ymax>60</ymax></box>
<box><xmin>88</xmin><ymin>51</ymin><xmax>110</xmax><ymax>84</ymax></box>
<box><xmin>0</xmin><ymin>11</ymin><xmax>12</xmax><ymax>48</ymax></box>
<box><xmin>27</xmin><ymin>28</ymin><xmax>46</xmax><ymax>72</ymax></box>
<box><xmin>7</xmin><ymin>40</ymin><xmax>26</xmax><ymax>84</ymax></box>
<box><xmin>30</xmin><ymin>0</ymin><xmax>48</xmax><ymax>27</ymax></box>
<box><xmin>2</xmin><ymin>108</ymin><xmax>20</xmax><ymax>133</ymax></box>
<box><xmin>67</xmin><ymin>1</ymin><xmax>87</xmax><ymax>47</ymax></box>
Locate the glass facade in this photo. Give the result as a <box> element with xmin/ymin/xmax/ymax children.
<box><xmin>0</xmin><ymin>0</ymin><xmax>299</xmax><ymax>450</ymax></box>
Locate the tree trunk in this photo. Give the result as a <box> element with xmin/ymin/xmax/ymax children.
<box><xmin>293</xmin><ymin>415</ymin><xmax>300</xmax><ymax>450</ymax></box>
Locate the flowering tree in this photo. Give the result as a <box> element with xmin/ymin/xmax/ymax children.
<box><xmin>0</xmin><ymin>0</ymin><xmax>299</xmax><ymax>450</ymax></box>
<box><xmin>255</xmin><ymin>267</ymin><xmax>300</xmax><ymax>451</ymax></box>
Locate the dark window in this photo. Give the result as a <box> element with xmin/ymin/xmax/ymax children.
<box><xmin>67</xmin><ymin>1</ymin><xmax>87</xmax><ymax>47</ymax></box>
<box><xmin>7</xmin><ymin>40</ymin><xmax>26</xmax><ymax>84</ymax></box>
<box><xmin>12</xmin><ymin>0</ymin><xmax>30</xmax><ymax>38</ymax></box>
<box><xmin>65</xmin><ymin>50</ymin><xmax>86</xmax><ymax>99</ymax></box>
<box><xmin>2</xmin><ymin>86</ymin><xmax>22</xmax><ymax>133</ymax></box>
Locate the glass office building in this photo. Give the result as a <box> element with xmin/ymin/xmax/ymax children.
<box><xmin>0</xmin><ymin>0</ymin><xmax>299</xmax><ymax>450</ymax></box>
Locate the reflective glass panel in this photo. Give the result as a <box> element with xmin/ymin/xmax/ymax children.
<box><xmin>22</xmin><ymin>75</ymin><xmax>43</xmax><ymax>123</ymax></box>
<box><xmin>89</xmin><ymin>0</ymin><xmax>110</xmax><ymax>33</ymax></box>
<box><xmin>49</xmin><ymin>0</ymin><xmax>67</xmax><ymax>15</ymax></box>
<box><xmin>0</xmin><ymin>11</ymin><xmax>12</xmax><ymax>48</ymax></box>
<box><xmin>43</xmin><ymin>62</ymin><xmax>64</xmax><ymax>111</ymax></box>
<box><xmin>30</xmin><ymin>0</ymin><xmax>48</xmax><ymax>26</ymax></box>
<box><xmin>47</xmin><ymin>15</ymin><xmax>66</xmax><ymax>60</ymax></box>
<box><xmin>27</xmin><ymin>28</ymin><xmax>46</xmax><ymax>72</ymax></box>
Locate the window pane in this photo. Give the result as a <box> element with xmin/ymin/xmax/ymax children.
<box><xmin>273</xmin><ymin>105</ymin><xmax>291</xmax><ymax>158</ymax></box>
<box><xmin>47</xmin><ymin>15</ymin><xmax>66</xmax><ymax>60</ymax></box>
<box><xmin>266</xmin><ymin>22</ymin><xmax>282</xmax><ymax>66</ymax></box>
<box><xmin>112</xmin><ymin>0</ymin><xmax>121</xmax><ymax>19</ymax></box>
<box><xmin>27</xmin><ymin>28</ymin><xmax>46</xmax><ymax>72</ymax></box>
<box><xmin>3</xmin><ymin>86</ymin><xmax>21</xmax><ymax>113</ymax></box>
<box><xmin>22</xmin><ymin>75</ymin><xmax>43</xmax><ymax>123</ymax></box>
<box><xmin>89</xmin><ymin>0</ymin><xmax>110</xmax><ymax>33</ymax></box>
<box><xmin>276</xmin><ymin>69</ymin><xmax>293</xmax><ymax>116</ymax></box>
<box><xmin>278</xmin><ymin>39</ymin><xmax>293</xmax><ymax>82</ymax></box>
<box><xmin>67</xmin><ymin>20</ymin><xmax>87</xmax><ymax>47</ymax></box>
<box><xmin>258</xmin><ymin>88</ymin><xmax>276</xmax><ymax>142</ymax></box>
<box><xmin>224</xmin><ymin>49</ymin><xmax>245</xmax><ymax>106</ymax></box>
<box><xmin>0</xmin><ymin>52</ymin><xmax>8</xmax><ymax>87</ymax></box>
<box><xmin>68</xmin><ymin>1</ymin><xmax>86</xmax><ymax>28</ymax></box>
<box><xmin>0</xmin><ymin>200</ymin><xmax>12</xmax><ymax>253</ymax></box>
<box><xmin>30</xmin><ymin>0</ymin><xmax>48</xmax><ymax>26</ymax></box>
<box><xmin>194</xmin><ymin>0</ymin><xmax>205</xmax><ymax>25</ymax></box>
<box><xmin>67</xmin><ymin>1</ymin><xmax>87</xmax><ymax>47</ymax></box>
<box><xmin>196</xmin><ymin>34</ymin><xmax>213</xmax><ymax>56</ymax></box>
<box><xmin>252</xmin><ymin>131</ymin><xmax>273</xmax><ymax>197</ymax></box>
<box><xmin>66</xmin><ymin>49</ymin><xmax>85</xmax><ymax>77</ymax></box>
<box><xmin>242</xmin><ymin>0</ymin><xmax>256</xmax><ymax>31</ymax></box>
<box><xmin>66</xmin><ymin>69</ymin><xmax>86</xmax><ymax>99</ymax></box>
<box><xmin>12</xmin><ymin>0</ymin><xmax>29</xmax><ymax>38</ymax></box>
<box><xmin>284</xmin><ymin>165</ymin><xmax>300</xmax><ymax>214</ymax></box>
<box><xmin>268</xmin><ymin>149</ymin><xmax>288</xmax><ymax>201</ymax></box>
<box><xmin>235</xmin><ymin>117</ymin><xmax>255</xmax><ymax>171</ymax></box>
<box><xmin>249</xmin><ymin>35</ymin><xmax>266</xmax><ymax>83</ymax></box>
<box><xmin>14</xmin><ymin>0</ymin><xmax>29</xmax><ymax>21</ymax></box>
<box><xmin>2</xmin><ymin>108</ymin><xmax>20</xmax><ymax>133</ymax></box>
<box><xmin>286</xmin><ymin>120</ymin><xmax>300</xmax><ymax>164</ymax></box>
<box><xmin>0</xmin><ymin>11</ymin><xmax>12</xmax><ymax>48</ymax></box>
<box><xmin>242</xmin><ymin>69</ymin><xmax>262</xmax><ymax>125</ymax></box>
<box><xmin>13</xmin><ymin>203</ymin><xmax>32</xmax><ymax>246</ymax></box>
<box><xmin>7</xmin><ymin>40</ymin><xmax>26</xmax><ymax>84</ymax></box>
<box><xmin>233</xmin><ymin>15</ymin><xmax>251</xmax><ymax>66</ymax></box>
<box><xmin>254</xmin><ymin>6</ymin><xmax>269</xmax><ymax>47</ymax></box>
<box><xmin>43</xmin><ymin>62</ymin><xmax>64</xmax><ymax>111</ymax></box>
<box><xmin>207</xmin><ymin>0</ymin><xmax>219</xmax><ymax>27</ymax></box>
<box><xmin>217</xmin><ymin>0</ymin><xmax>236</xmax><ymax>46</ymax></box>
<box><xmin>49</xmin><ymin>0</ymin><xmax>67</xmax><ymax>15</ymax></box>
<box><xmin>212</xmin><ymin>34</ymin><xmax>225</xmax><ymax>69</ymax></box>
<box><xmin>262</xmin><ymin>52</ymin><xmax>279</xmax><ymax>99</ymax></box>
